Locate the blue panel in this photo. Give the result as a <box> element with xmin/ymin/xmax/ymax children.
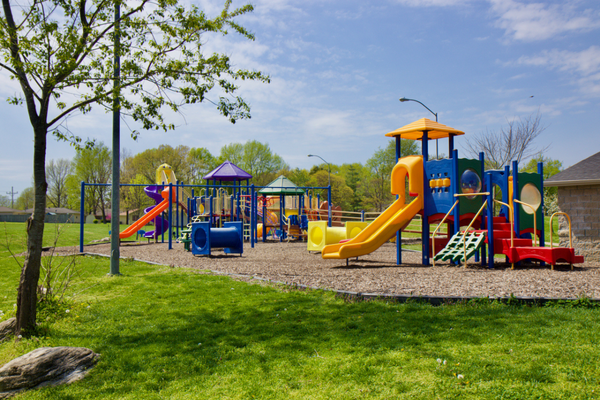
<box><xmin>486</xmin><ymin>169</ymin><xmax>509</xmax><ymax>218</ymax></box>
<box><xmin>222</xmin><ymin>221</ymin><xmax>243</xmax><ymax>255</ymax></box>
<box><xmin>423</xmin><ymin>158</ymin><xmax>454</xmax><ymax>216</ymax></box>
<box><xmin>191</xmin><ymin>222</ymin><xmax>211</xmax><ymax>255</ymax></box>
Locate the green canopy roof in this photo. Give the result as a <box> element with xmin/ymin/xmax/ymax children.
<box><xmin>258</xmin><ymin>175</ymin><xmax>305</xmax><ymax>195</ymax></box>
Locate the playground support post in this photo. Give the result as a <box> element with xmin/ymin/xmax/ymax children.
<box><xmin>538</xmin><ymin>161</ymin><xmax>545</xmax><ymax>250</ymax></box>
<box><xmin>168</xmin><ymin>182</ymin><xmax>173</xmax><ymax>250</ymax></box>
<box><xmin>486</xmin><ymin>173</ymin><xmax>495</xmax><ymax>268</ymax></box>
<box><xmin>250</xmin><ymin>184</ymin><xmax>255</xmax><ymax>248</ymax></box>
<box><xmin>328</xmin><ymin>186</ymin><xmax>332</xmax><ymax>227</ymax></box>
<box><xmin>395</xmin><ymin>135</ymin><xmax>402</xmax><ymax>265</ymax></box>
<box><xmin>422</xmin><ymin>130</ymin><xmax>430</xmax><ymax>265</ymax></box>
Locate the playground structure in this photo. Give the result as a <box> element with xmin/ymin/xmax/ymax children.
<box><xmin>188</xmin><ymin>221</ymin><xmax>243</xmax><ymax>256</ymax></box>
<box><xmin>307</xmin><ymin>221</ymin><xmax>370</xmax><ymax>252</ymax></box>
<box><xmin>81</xmin><ymin>117</ymin><xmax>585</xmax><ymax>269</ymax></box>
<box><xmin>320</xmin><ymin>118</ymin><xmax>584</xmax><ymax>269</ymax></box>
<box><xmin>118</xmin><ymin>165</ymin><xmax>189</xmax><ymax>240</ymax></box>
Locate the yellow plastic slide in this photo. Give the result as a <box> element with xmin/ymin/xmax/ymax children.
<box><xmin>321</xmin><ymin>155</ymin><xmax>423</xmax><ymax>260</ymax></box>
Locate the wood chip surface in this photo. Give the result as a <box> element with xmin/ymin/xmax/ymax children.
<box><xmin>56</xmin><ymin>240</ymin><xmax>600</xmax><ymax>300</ymax></box>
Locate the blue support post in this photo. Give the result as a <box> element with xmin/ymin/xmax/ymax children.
<box><xmin>422</xmin><ymin>131</ymin><xmax>430</xmax><ymax>265</ymax></box>
<box><xmin>538</xmin><ymin>161</ymin><xmax>545</xmax><ymax>248</ymax></box>
<box><xmin>477</xmin><ymin>152</ymin><xmax>485</xmax><ymax>265</ymax></box>
<box><xmin>175</xmin><ymin>181</ymin><xmax>179</xmax><ymax>240</ymax></box>
<box><xmin>262</xmin><ymin>195</ymin><xmax>267</xmax><ymax>242</ymax></box>
<box><xmin>452</xmin><ymin>149</ymin><xmax>460</xmax><ymax>236</ymax></box>
<box><xmin>396</xmin><ymin>135</ymin><xmax>402</xmax><ymax>265</ymax></box>
<box><xmin>512</xmin><ymin>160</ymin><xmax>520</xmax><ymax>237</ymax></box>
<box><xmin>209</xmin><ymin>195</ymin><xmax>214</xmax><ymax>228</ymax></box>
<box><xmin>361</xmin><ymin>210</ymin><xmax>365</xmax><ymax>222</ymax></box>
<box><xmin>486</xmin><ymin>173</ymin><xmax>495</xmax><ymax>268</ymax></box>
<box><xmin>251</xmin><ymin>184</ymin><xmax>255</xmax><ymax>248</ymax></box>
<box><xmin>168</xmin><ymin>183</ymin><xmax>173</xmax><ymax>250</ymax></box>
<box><xmin>79</xmin><ymin>181</ymin><xmax>85</xmax><ymax>253</ymax></box>
<box><xmin>327</xmin><ymin>185</ymin><xmax>332</xmax><ymax>227</ymax></box>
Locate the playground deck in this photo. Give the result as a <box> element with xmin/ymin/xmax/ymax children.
<box><xmin>57</xmin><ymin>241</ymin><xmax>600</xmax><ymax>300</ymax></box>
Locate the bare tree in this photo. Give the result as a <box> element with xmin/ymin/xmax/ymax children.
<box><xmin>46</xmin><ymin>159</ymin><xmax>71</xmax><ymax>208</ymax></box>
<box><xmin>464</xmin><ymin>112</ymin><xmax>548</xmax><ymax>169</ymax></box>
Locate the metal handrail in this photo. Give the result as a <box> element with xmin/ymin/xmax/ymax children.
<box><xmin>549</xmin><ymin>212</ymin><xmax>573</xmax><ymax>249</ymax></box>
<box><xmin>494</xmin><ymin>199</ymin><xmax>514</xmax><ymax>269</ymax></box>
<box><xmin>513</xmin><ymin>199</ymin><xmax>538</xmax><ymax>247</ymax></box>
<box><xmin>432</xmin><ymin>200</ymin><xmax>459</xmax><ymax>267</ymax></box>
<box><xmin>549</xmin><ymin>212</ymin><xmax>574</xmax><ymax>271</ymax></box>
<box><xmin>460</xmin><ymin>200</ymin><xmax>488</xmax><ymax>268</ymax></box>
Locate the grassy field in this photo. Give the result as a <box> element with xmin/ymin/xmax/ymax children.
<box><xmin>1</xmin><ymin>222</ymin><xmax>599</xmax><ymax>399</ymax></box>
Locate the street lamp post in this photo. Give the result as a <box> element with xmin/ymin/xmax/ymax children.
<box><xmin>399</xmin><ymin>97</ymin><xmax>439</xmax><ymax>159</ymax></box>
<box><xmin>308</xmin><ymin>154</ymin><xmax>332</xmax><ymax>227</ymax></box>
<box><xmin>307</xmin><ymin>154</ymin><xmax>331</xmax><ymax>187</ymax></box>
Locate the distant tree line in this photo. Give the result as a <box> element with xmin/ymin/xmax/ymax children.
<box><xmin>13</xmin><ymin>112</ymin><xmax>562</xmax><ymax>218</ymax></box>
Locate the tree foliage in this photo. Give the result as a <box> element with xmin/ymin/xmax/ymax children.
<box><xmin>219</xmin><ymin>140</ymin><xmax>287</xmax><ymax>186</ymax></box>
<box><xmin>15</xmin><ymin>187</ymin><xmax>35</xmax><ymax>210</ymax></box>
<box><xmin>72</xmin><ymin>142</ymin><xmax>112</xmax><ymax>221</ymax></box>
<box><xmin>363</xmin><ymin>139</ymin><xmax>419</xmax><ymax>211</ymax></box>
<box><xmin>46</xmin><ymin>159</ymin><xmax>71</xmax><ymax>208</ymax></box>
<box><xmin>187</xmin><ymin>147</ymin><xmax>217</xmax><ymax>185</ymax></box>
<box><xmin>1</xmin><ymin>0</ymin><xmax>268</xmax><ymax>336</ymax></box>
<box><xmin>520</xmin><ymin>154</ymin><xmax>563</xmax><ymax>215</ymax></box>
<box><xmin>464</xmin><ymin>112</ymin><xmax>548</xmax><ymax>169</ymax></box>
<box><xmin>0</xmin><ymin>195</ymin><xmax>11</xmax><ymax>207</ymax></box>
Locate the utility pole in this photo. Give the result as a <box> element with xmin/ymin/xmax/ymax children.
<box><xmin>6</xmin><ymin>187</ymin><xmax>18</xmax><ymax>208</ymax></box>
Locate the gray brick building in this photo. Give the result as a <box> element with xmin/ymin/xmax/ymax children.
<box><xmin>545</xmin><ymin>152</ymin><xmax>600</xmax><ymax>262</ymax></box>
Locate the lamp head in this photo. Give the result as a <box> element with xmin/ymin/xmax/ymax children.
<box><xmin>399</xmin><ymin>97</ymin><xmax>408</xmax><ymax>102</ymax></box>
<box><xmin>307</xmin><ymin>154</ymin><xmax>313</xmax><ymax>157</ymax></box>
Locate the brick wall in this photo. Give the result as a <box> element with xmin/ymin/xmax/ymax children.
<box><xmin>556</xmin><ymin>184</ymin><xmax>600</xmax><ymax>262</ymax></box>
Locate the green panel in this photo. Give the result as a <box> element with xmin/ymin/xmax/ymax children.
<box><xmin>457</xmin><ymin>158</ymin><xmax>483</xmax><ymax>215</ymax></box>
<box><xmin>517</xmin><ymin>172</ymin><xmax>543</xmax><ymax>233</ymax></box>
<box><xmin>434</xmin><ymin>231</ymin><xmax>486</xmax><ymax>262</ymax></box>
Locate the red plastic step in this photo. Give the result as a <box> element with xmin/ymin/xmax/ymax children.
<box><xmin>492</xmin><ymin>238</ymin><xmax>532</xmax><ymax>252</ymax></box>
<box><xmin>493</xmin><ymin>223</ymin><xmax>512</xmax><ymax>231</ymax></box>
<box><xmin>503</xmin><ymin>246</ymin><xmax>584</xmax><ymax>265</ymax></box>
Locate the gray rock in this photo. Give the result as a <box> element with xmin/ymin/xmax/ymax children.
<box><xmin>0</xmin><ymin>319</ymin><xmax>15</xmax><ymax>342</ymax></box>
<box><xmin>0</xmin><ymin>347</ymin><xmax>99</xmax><ymax>399</ymax></box>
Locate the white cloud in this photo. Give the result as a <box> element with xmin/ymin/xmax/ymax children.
<box><xmin>393</xmin><ymin>0</ymin><xmax>468</xmax><ymax>6</ymax></box>
<box><xmin>489</xmin><ymin>0</ymin><xmax>600</xmax><ymax>41</ymax></box>
<box><xmin>518</xmin><ymin>46</ymin><xmax>600</xmax><ymax>95</ymax></box>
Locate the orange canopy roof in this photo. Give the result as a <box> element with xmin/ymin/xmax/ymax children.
<box><xmin>385</xmin><ymin>118</ymin><xmax>465</xmax><ymax>140</ymax></box>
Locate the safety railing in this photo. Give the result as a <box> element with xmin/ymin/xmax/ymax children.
<box><xmin>513</xmin><ymin>199</ymin><xmax>539</xmax><ymax>247</ymax></box>
<box><xmin>549</xmin><ymin>211</ymin><xmax>574</xmax><ymax>271</ymax></box>
<box><xmin>454</xmin><ymin>193</ymin><xmax>490</xmax><ymax>268</ymax></box>
<box><xmin>432</xmin><ymin>200</ymin><xmax>459</xmax><ymax>267</ymax></box>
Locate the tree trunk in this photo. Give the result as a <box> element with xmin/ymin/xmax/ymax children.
<box><xmin>16</xmin><ymin>123</ymin><xmax>47</xmax><ymax>336</ymax></box>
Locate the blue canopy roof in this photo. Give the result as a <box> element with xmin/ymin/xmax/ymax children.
<box><xmin>202</xmin><ymin>161</ymin><xmax>252</xmax><ymax>181</ymax></box>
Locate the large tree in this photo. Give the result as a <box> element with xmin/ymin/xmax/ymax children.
<box><xmin>72</xmin><ymin>142</ymin><xmax>112</xmax><ymax>221</ymax></box>
<box><xmin>219</xmin><ymin>140</ymin><xmax>287</xmax><ymax>186</ymax></box>
<box><xmin>363</xmin><ymin>139</ymin><xmax>419</xmax><ymax>211</ymax></box>
<box><xmin>46</xmin><ymin>159</ymin><xmax>71</xmax><ymax>208</ymax></box>
<box><xmin>121</xmin><ymin>144</ymin><xmax>192</xmax><ymax>184</ymax></box>
<box><xmin>464</xmin><ymin>112</ymin><xmax>547</xmax><ymax>169</ymax></box>
<box><xmin>15</xmin><ymin>187</ymin><xmax>35</xmax><ymax>210</ymax></box>
<box><xmin>0</xmin><ymin>0</ymin><xmax>268</xmax><ymax>336</ymax></box>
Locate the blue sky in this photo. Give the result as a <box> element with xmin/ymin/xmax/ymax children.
<box><xmin>2</xmin><ymin>0</ymin><xmax>600</xmax><ymax>198</ymax></box>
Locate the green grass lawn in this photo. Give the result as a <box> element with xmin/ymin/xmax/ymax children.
<box><xmin>1</xmin><ymin>222</ymin><xmax>599</xmax><ymax>399</ymax></box>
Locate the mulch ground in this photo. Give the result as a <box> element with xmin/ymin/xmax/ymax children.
<box><xmin>55</xmin><ymin>238</ymin><xmax>600</xmax><ymax>300</ymax></box>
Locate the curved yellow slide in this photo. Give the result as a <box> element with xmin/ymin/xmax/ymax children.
<box><xmin>321</xmin><ymin>155</ymin><xmax>423</xmax><ymax>260</ymax></box>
